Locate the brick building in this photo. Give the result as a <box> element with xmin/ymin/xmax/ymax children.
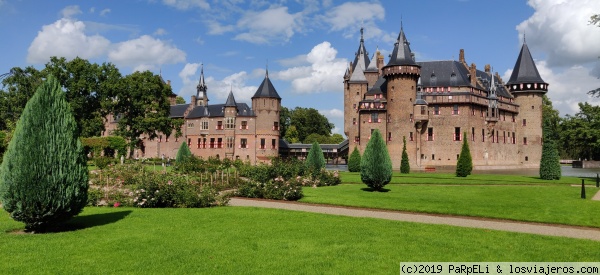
<box><xmin>104</xmin><ymin>66</ymin><xmax>281</xmax><ymax>164</ymax></box>
<box><xmin>344</xmin><ymin>26</ymin><xmax>548</xmax><ymax>170</ymax></box>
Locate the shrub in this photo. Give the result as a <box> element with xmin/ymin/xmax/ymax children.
<box><xmin>540</xmin><ymin>138</ymin><xmax>561</xmax><ymax>180</ymax></box>
<box><xmin>400</xmin><ymin>136</ymin><xmax>410</xmax><ymax>174</ymax></box>
<box><xmin>305</xmin><ymin>141</ymin><xmax>325</xmax><ymax>176</ymax></box>
<box><xmin>173</xmin><ymin>155</ymin><xmax>204</xmax><ymax>174</ymax></box>
<box><xmin>237</xmin><ymin>177</ymin><xmax>303</xmax><ymax>201</ymax></box>
<box><xmin>132</xmin><ymin>173</ymin><xmax>223</xmax><ymax>208</ymax></box>
<box><xmin>456</xmin><ymin>132</ymin><xmax>473</xmax><ymax>177</ymax></box>
<box><xmin>94</xmin><ymin>156</ymin><xmax>116</xmax><ymax>170</ymax></box>
<box><xmin>318</xmin><ymin>170</ymin><xmax>341</xmax><ymax>186</ymax></box>
<box><xmin>348</xmin><ymin>147</ymin><xmax>361</xmax><ymax>172</ymax></box>
<box><xmin>0</xmin><ymin>76</ymin><xmax>88</xmax><ymax>232</ymax></box>
<box><xmin>175</xmin><ymin>142</ymin><xmax>192</xmax><ymax>163</ymax></box>
<box><xmin>360</xmin><ymin>129</ymin><xmax>392</xmax><ymax>191</ymax></box>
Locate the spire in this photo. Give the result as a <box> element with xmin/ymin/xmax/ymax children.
<box><xmin>489</xmin><ymin>68</ymin><xmax>497</xmax><ymax>99</ymax></box>
<box><xmin>252</xmin><ymin>70</ymin><xmax>281</xmax><ymax>99</ymax></box>
<box><xmin>507</xmin><ymin>43</ymin><xmax>546</xmax><ymax>86</ymax></box>
<box><xmin>365</xmin><ymin>52</ymin><xmax>379</xmax><ymax>72</ymax></box>
<box><xmin>196</xmin><ymin>63</ymin><xmax>209</xmax><ymax>106</ymax></box>
<box><xmin>385</xmin><ymin>23</ymin><xmax>418</xmax><ymax>67</ymax></box>
<box><xmin>225</xmin><ymin>89</ymin><xmax>237</xmax><ymax>107</ymax></box>
<box><xmin>351</xmin><ymin>28</ymin><xmax>370</xmax><ymax>72</ymax></box>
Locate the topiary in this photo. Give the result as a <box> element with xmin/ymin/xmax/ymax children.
<box><xmin>0</xmin><ymin>75</ymin><xmax>88</xmax><ymax>232</ymax></box>
<box><xmin>456</xmin><ymin>132</ymin><xmax>473</xmax><ymax>177</ymax></box>
<box><xmin>348</xmin><ymin>147</ymin><xmax>361</xmax><ymax>172</ymax></box>
<box><xmin>539</xmin><ymin>138</ymin><xmax>561</xmax><ymax>180</ymax></box>
<box><xmin>305</xmin><ymin>141</ymin><xmax>325</xmax><ymax>176</ymax></box>
<box><xmin>400</xmin><ymin>136</ymin><xmax>410</xmax><ymax>174</ymax></box>
<box><xmin>360</xmin><ymin>129</ymin><xmax>392</xmax><ymax>191</ymax></box>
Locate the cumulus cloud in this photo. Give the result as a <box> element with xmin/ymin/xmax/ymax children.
<box><xmin>276</xmin><ymin>41</ymin><xmax>347</xmax><ymax>94</ymax></box>
<box><xmin>516</xmin><ymin>0</ymin><xmax>600</xmax><ymax>67</ymax></box>
<box><xmin>234</xmin><ymin>6</ymin><xmax>302</xmax><ymax>44</ymax></box>
<box><xmin>322</xmin><ymin>1</ymin><xmax>391</xmax><ymax>41</ymax></box>
<box><xmin>206</xmin><ymin>20</ymin><xmax>235</xmax><ymax>35</ymax></box>
<box><xmin>27</xmin><ymin>18</ymin><xmax>110</xmax><ymax>63</ymax></box>
<box><xmin>162</xmin><ymin>0</ymin><xmax>210</xmax><ymax>10</ymax></box>
<box><xmin>100</xmin><ymin>8</ymin><xmax>111</xmax><ymax>16</ymax></box>
<box><xmin>108</xmin><ymin>35</ymin><xmax>186</xmax><ymax>71</ymax></box>
<box><xmin>61</xmin><ymin>5</ymin><xmax>82</xmax><ymax>18</ymax></box>
<box><xmin>154</xmin><ymin>28</ymin><xmax>168</xmax><ymax>36</ymax></box>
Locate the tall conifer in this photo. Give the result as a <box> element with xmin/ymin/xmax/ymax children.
<box><xmin>456</xmin><ymin>132</ymin><xmax>473</xmax><ymax>177</ymax></box>
<box><xmin>348</xmin><ymin>147</ymin><xmax>361</xmax><ymax>172</ymax></box>
<box><xmin>400</xmin><ymin>136</ymin><xmax>410</xmax><ymax>174</ymax></box>
<box><xmin>360</xmin><ymin>130</ymin><xmax>392</xmax><ymax>191</ymax></box>
<box><xmin>305</xmin><ymin>141</ymin><xmax>325</xmax><ymax>175</ymax></box>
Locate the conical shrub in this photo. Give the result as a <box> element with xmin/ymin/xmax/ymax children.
<box><xmin>175</xmin><ymin>141</ymin><xmax>192</xmax><ymax>163</ymax></box>
<box><xmin>400</xmin><ymin>136</ymin><xmax>410</xmax><ymax>174</ymax></box>
<box><xmin>348</xmin><ymin>147</ymin><xmax>361</xmax><ymax>172</ymax></box>
<box><xmin>0</xmin><ymin>76</ymin><xmax>88</xmax><ymax>232</ymax></box>
<box><xmin>539</xmin><ymin>138</ymin><xmax>561</xmax><ymax>180</ymax></box>
<box><xmin>305</xmin><ymin>141</ymin><xmax>325</xmax><ymax>176</ymax></box>
<box><xmin>360</xmin><ymin>129</ymin><xmax>392</xmax><ymax>191</ymax></box>
<box><xmin>456</xmin><ymin>132</ymin><xmax>473</xmax><ymax>177</ymax></box>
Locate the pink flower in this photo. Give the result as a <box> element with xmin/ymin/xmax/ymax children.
<box><xmin>168</xmin><ymin>180</ymin><xmax>173</xmax><ymax>185</ymax></box>
<box><xmin>113</xmin><ymin>202</ymin><xmax>121</xmax><ymax>208</ymax></box>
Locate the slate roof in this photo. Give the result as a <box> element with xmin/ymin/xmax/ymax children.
<box><xmin>385</xmin><ymin>26</ymin><xmax>418</xmax><ymax>67</ymax></box>
<box><xmin>186</xmin><ymin>103</ymin><xmax>255</xmax><ymax>119</ymax></box>
<box><xmin>351</xmin><ymin>28</ymin><xmax>370</xmax><ymax>72</ymax></box>
<box><xmin>507</xmin><ymin>43</ymin><xmax>546</xmax><ymax>85</ymax></box>
<box><xmin>349</xmin><ymin>61</ymin><xmax>368</xmax><ymax>83</ymax></box>
<box><xmin>252</xmin><ymin>71</ymin><xmax>281</xmax><ymax>99</ymax></box>
<box><xmin>366</xmin><ymin>76</ymin><xmax>386</xmax><ymax>95</ymax></box>
<box><xmin>170</xmin><ymin>104</ymin><xmax>190</xmax><ymax>118</ymax></box>
<box><xmin>365</xmin><ymin>52</ymin><xmax>379</xmax><ymax>72</ymax></box>
<box><xmin>224</xmin><ymin>91</ymin><xmax>237</xmax><ymax>107</ymax></box>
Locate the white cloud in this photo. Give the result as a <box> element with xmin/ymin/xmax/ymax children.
<box><xmin>206</xmin><ymin>20</ymin><xmax>235</xmax><ymax>35</ymax></box>
<box><xmin>319</xmin><ymin>108</ymin><xmax>343</xmax><ymax>118</ymax></box>
<box><xmin>162</xmin><ymin>0</ymin><xmax>210</xmax><ymax>10</ymax></box>
<box><xmin>323</xmin><ymin>2</ymin><xmax>389</xmax><ymax>41</ymax></box>
<box><xmin>61</xmin><ymin>5</ymin><xmax>82</xmax><ymax>18</ymax></box>
<box><xmin>90</xmin><ymin>7</ymin><xmax>95</xmax><ymax>13</ymax></box>
<box><xmin>517</xmin><ymin>0</ymin><xmax>600</xmax><ymax>67</ymax></box>
<box><xmin>276</xmin><ymin>41</ymin><xmax>347</xmax><ymax>94</ymax></box>
<box><xmin>100</xmin><ymin>8</ymin><xmax>111</xmax><ymax>16</ymax></box>
<box><xmin>27</xmin><ymin>18</ymin><xmax>110</xmax><ymax>63</ymax></box>
<box><xmin>154</xmin><ymin>28</ymin><xmax>168</xmax><ymax>36</ymax></box>
<box><xmin>503</xmin><ymin>61</ymin><xmax>600</xmax><ymax>117</ymax></box>
<box><xmin>178</xmin><ymin>62</ymin><xmax>201</xmax><ymax>99</ymax></box>
<box><xmin>108</xmin><ymin>35</ymin><xmax>186</xmax><ymax>71</ymax></box>
<box><xmin>234</xmin><ymin>6</ymin><xmax>302</xmax><ymax>44</ymax></box>
<box><xmin>277</xmin><ymin>54</ymin><xmax>309</xmax><ymax>67</ymax></box>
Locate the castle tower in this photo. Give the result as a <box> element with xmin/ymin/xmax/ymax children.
<box><xmin>506</xmin><ymin>42</ymin><xmax>548</xmax><ymax>168</ymax></box>
<box><xmin>224</xmin><ymin>89</ymin><xmax>238</xmax><ymax>159</ymax></box>
<box><xmin>195</xmin><ymin>64</ymin><xmax>209</xmax><ymax>107</ymax></box>
<box><xmin>252</xmin><ymin>69</ymin><xmax>281</xmax><ymax>163</ymax></box>
<box><xmin>381</xmin><ymin>24</ymin><xmax>421</xmax><ymax>168</ymax></box>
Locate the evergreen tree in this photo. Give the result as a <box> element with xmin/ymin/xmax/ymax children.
<box><xmin>305</xmin><ymin>141</ymin><xmax>325</xmax><ymax>175</ymax></box>
<box><xmin>456</xmin><ymin>132</ymin><xmax>473</xmax><ymax>177</ymax></box>
<box><xmin>0</xmin><ymin>76</ymin><xmax>88</xmax><ymax>232</ymax></box>
<box><xmin>400</xmin><ymin>136</ymin><xmax>410</xmax><ymax>174</ymax></box>
<box><xmin>360</xmin><ymin>129</ymin><xmax>392</xmax><ymax>191</ymax></box>
<box><xmin>540</xmin><ymin>136</ymin><xmax>561</xmax><ymax>180</ymax></box>
<box><xmin>175</xmin><ymin>142</ymin><xmax>192</xmax><ymax>163</ymax></box>
<box><xmin>348</xmin><ymin>147</ymin><xmax>361</xmax><ymax>172</ymax></box>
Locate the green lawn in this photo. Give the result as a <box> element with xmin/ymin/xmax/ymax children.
<box><xmin>301</xmin><ymin>184</ymin><xmax>600</xmax><ymax>227</ymax></box>
<box><xmin>339</xmin><ymin>171</ymin><xmax>595</xmax><ymax>185</ymax></box>
<box><xmin>1</xmin><ymin>207</ymin><xmax>599</xmax><ymax>274</ymax></box>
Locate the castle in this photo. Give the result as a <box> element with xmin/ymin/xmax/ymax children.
<box><xmin>344</xmin><ymin>26</ymin><xmax>548</xmax><ymax>170</ymax></box>
<box><xmin>104</xmin><ymin>66</ymin><xmax>281</xmax><ymax>164</ymax></box>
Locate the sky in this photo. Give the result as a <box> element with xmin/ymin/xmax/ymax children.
<box><xmin>1</xmin><ymin>0</ymin><xmax>599</xmax><ymax>136</ymax></box>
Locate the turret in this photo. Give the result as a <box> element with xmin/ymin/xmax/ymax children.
<box><xmin>252</xmin><ymin>68</ymin><xmax>281</xmax><ymax>163</ymax></box>
<box><xmin>196</xmin><ymin>64</ymin><xmax>208</xmax><ymax>106</ymax></box>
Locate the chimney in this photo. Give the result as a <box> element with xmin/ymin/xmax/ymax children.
<box><xmin>470</xmin><ymin>63</ymin><xmax>477</xmax><ymax>86</ymax></box>
<box><xmin>484</xmin><ymin>64</ymin><xmax>491</xmax><ymax>73</ymax></box>
<box><xmin>191</xmin><ymin>95</ymin><xmax>197</xmax><ymax>106</ymax></box>
<box><xmin>459</xmin><ymin>49</ymin><xmax>465</xmax><ymax>64</ymax></box>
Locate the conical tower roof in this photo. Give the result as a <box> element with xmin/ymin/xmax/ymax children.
<box><xmin>385</xmin><ymin>25</ymin><xmax>418</xmax><ymax>67</ymax></box>
<box><xmin>365</xmin><ymin>51</ymin><xmax>379</xmax><ymax>72</ymax></box>
<box><xmin>252</xmin><ymin>69</ymin><xmax>281</xmax><ymax>99</ymax></box>
<box><xmin>351</xmin><ymin>27</ymin><xmax>370</xmax><ymax>72</ymax></box>
<box><xmin>225</xmin><ymin>89</ymin><xmax>237</xmax><ymax>107</ymax></box>
<box><xmin>507</xmin><ymin>43</ymin><xmax>546</xmax><ymax>85</ymax></box>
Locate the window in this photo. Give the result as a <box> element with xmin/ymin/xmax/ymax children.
<box><xmin>454</xmin><ymin>127</ymin><xmax>461</xmax><ymax>141</ymax></box>
<box><xmin>225</xmin><ymin>117</ymin><xmax>235</xmax><ymax>129</ymax></box>
<box><xmin>471</xmin><ymin>127</ymin><xmax>475</xmax><ymax>141</ymax></box>
<box><xmin>491</xmin><ymin>130</ymin><xmax>495</xmax><ymax>143</ymax></box>
<box><xmin>201</xmin><ymin>121</ymin><xmax>209</xmax><ymax>130</ymax></box>
<box><xmin>202</xmin><ymin>138</ymin><xmax>207</xmax><ymax>148</ymax></box>
<box><xmin>525</xmin><ymin>156</ymin><xmax>529</xmax><ymax>161</ymax></box>
<box><xmin>387</xmin><ymin>115</ymin><xmax>391</xmax><ymax>123</ymax></box>
<box><xmin>353</xmin><ymin>103</ymin><xmax>357</xmax><ymax>109</ymax></box>
<box><xmin>187</xmin><ymin>123</ymin><xmax>194</xmax><ymax>128</ymax></box>
<box><xmin>240</xmin><ymin>138</ymin><xmax>248</xmax><ymax>149</ymax></box>
<box><xmin>388</xmin><ymin>132</ymin><xmax>392</xmax><ymax>141</ymax></box>
<box><xmin>197</xmin><ymin>138</ymin><xmax>201</xmax><ymax>149</ymax></box>
<box><xmin>187</xmin><ymin>138</ymin><xmax>190</xmax><ymax>146</ymax></box>
<box><xmin>241</xmin><ymin>120</ymin><xmax>248</xmax><ymax>130</ymax></box>
<box><xmin>217</xmin><ymin>138</ymin><xmax>223</xmax><ymax>148</ymax></box>
<box><xmin>354</xmin><ymin>136</ymin><xmax>360</xmax><ymax>143</ymax></box>
<box><xmin>210</xmin><ymin>138</ymin><xmax>215</xmax><ymax>148</ymax></box>
<box><xmin>503</xmin><ymin>131</ymin><xmax>506</xmax><ymax>143</ymax></box>
<box><xmin>471</xmin><ymin>107</ymin><xmax>475</xmax><ymax>116</ymax></box>
<box><xmin>452</xmin><ymin>104</ymin><xmax>459</xmax><ymax>115</ymax></box>
<box><xmin>159</xmin><ymin>135</ymin><xmax>162</xmax><ymax>143</ymax></box>
<box><xmin>522</xmin><ymin>119</ymin><xmax>527</xmax><ymax>126</ymax></box>
<box><xmin>427</xmin><ymin>127</ymin><xmax>434</xmax><ymax>141</ymax></box>
<box><xmin>260</xmin><ymin>138</ymin><xmax>266</xmax><ymax>149</ymax></box>
<box><xmin>410</xmin><ymin>132</ymin><xmax>414</xmax><ymax>141</ymax></box>
<box><xmin>512</xmin><ymin>114</ymin><xmax>516</xmax><ymax>122</ymax></box>
<box><xmin>409</xmin><ymin>113</ymin><xmax>413</xmax><ymax>122</ymax></box>
<box><xmin>432</xmin><ymin>154</ymin><xmax>435</xmax><ymax>161</ymax></box>
<box><xmin>420</xmin><ymin>106</ymin><xmax>426</xmax><ymax>115</ymax></box>
<box><xmin>434</xmin><ymin>105</ymin><xmax>440</xmax><ymax>115</ymax></box>
<box><xmin>523</xmin><ymin>137</ymin><xmax>528</xmax><ymax>145</ymax></box>
<box><xmin>271</xmin><ymin>139</ymin><xmax>276</xmax><ymax>149</ymax></box>
<box><xmin>370</xmin><ymin>113</ymin><xmax>379</xmax><ymax>123</ymax></box>
<box><xmin>227</xmin><ymin>137</ymin><xmax>234</xmax><ymax>149</ymax></box>
<box><xmin>216</xmin><ymin>121</ymin><xmax>223</xmax><ymax>130</ymax></box>
<box><xmin>353</xmin><ymin>118</ymin><xmax>356</xmax><ymax>125</ymax></box>
<box><xmin>273</xmin><ymin>122</ymin><xmax>279</xmax><ymax>131</ymax></box>
<box><xmin>481</xmin><ymin>129</ymin><xmax>485</xmax><ymax>142</ymax></box>
<box><xmin>512</xmin><ymin>132</ymin><xmax>516</xmax><ymax>144</ymax></box>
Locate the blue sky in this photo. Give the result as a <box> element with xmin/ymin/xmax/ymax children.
<box><xmin>1</xmin><ymin>0</ymin><xmax>599</xmax><ymax>135</ymax></box>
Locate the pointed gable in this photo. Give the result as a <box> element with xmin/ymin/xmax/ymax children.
<box><xmin>349</xmin><ymin>61</ymin><xmax>368</xmax><ymax>83</ymax></box>
<box><xmin>365</xmin><ymin>52</ymin><xmax>379</xmax><ymax>72</ymax></box>
<box><xmin>507</xmin><ymin>43</ymin><xmax>546</xmax><ymax>85</ymax></box>
<box><xmin>252</xmin><ymin>70</ymin><xmax>281</xmax><ymax>99</ymax></box>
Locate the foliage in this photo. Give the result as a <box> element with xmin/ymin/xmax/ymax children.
<box><xmin>0</xmin><ymin>76</ymin><xmax>88</xmax><ymax>232</ymax></box>
<box><xmin>175</xmin><ymin>96</ymin><xmax>186</xmax><ymax>104</ymax></box>
<box><xmin>347</xmin><ymin>147</ymin><xmax>361</xmax><ymax>172</ymax></box>
<box><xmin>280</xmin><ymin>106</ymin><xmax>334</xmax><ymax>142</ymax></box>
<box><xmin>132</xmin><ymin>173</ymin><xmax>223</xmax><ymax>208</ymax></box>
<box><xmin>539</xmin><ymin>139</ymin><xmax>561</xmax><ymax>180</ymax></box>
<box><xmin>559</xmin><ymin>102</ymin><xmax>600</xmax><ymax>160</ymax></box>
<box><xmin>400</xmin><ymin>136</ymin><xmax>410</xmax><ymax>174</ymax></box>
<box><xmin>305</xmin><ymin>141</ymin><xmax>325</xmax><ymax>176</ymax></box>
<box><xmin>175</xmin><ymin>142</ymin><xmax>192</xmax><ymax>163</ymax></box>
<box><xmin>0</xmin><ymin>66</ymin><xmax>43</xmax><ymax>131</ymax></box>
<box><xmin>238</xmin><ymin>157</ymin><xmax>339</xmax><ymax>189</ymax></box>
<box><xmin>81</xmin><ymin>136</ymin><xmax>127</xmax><ymax>158</ymax></box>
<box><xmin>237</xmin><ymin>177</ymin><xmax>303</xmax><ymax>201</ymax></box>
<box><xmin>173</xmin><ymin>155</ymin><xmax>204</xmax><ymax>174</ymax></box>
<box><xmin>456</xmin><ymin>133</ymin><xmax>473</xmax><ymax>177</ymax></box>
<box><xmin>360</xmin><ymin>129</ymin><xmax>392</xmax><ymax>191</ymax></box>
<box><xmin>303</xmin><ymin>133</ymin><xmax>345</xmax><ymax>144</ymax></box>
<box><xmin>94</xmin><ymin>156</ymin><xmax>116</xmax><ymax>170</ymax></box>
<box><xmin>284</xmin><ymin>125</ymin><xmax>300</xmax><ymax>143</ymax></box>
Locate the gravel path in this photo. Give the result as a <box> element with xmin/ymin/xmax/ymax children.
<box><xmin>230</xmin><ymin>198</ymin><xmax>600</xmax><ymax>241</ymax></box>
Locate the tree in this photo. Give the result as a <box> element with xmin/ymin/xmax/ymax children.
<box><xmin>0</xmin><ymin>66</ymin><xmax>44</xmax><ymax>131</ymax></box>
<box><xmin>303</xmin><ymin>133</ymin><xmax>329</xmax><ymax>144</ymax></box>
<box><xmin>175</xmin><ymin>96</ymin><xmax>186</xmax><ymax>104</ymax></box>
<box><xmin>289</xmin><ymin>107</ymin><xmax>334</xmax><ymax>142</ymax></box>
<box><xmin>539</xmin><ymin>139</ymin><xmax>561</xmax><ymax>180</ymax></box>
<box><xmin>559</xmin><ymin>102</ymin><xmax>600</xmax><ymax>160</ymax></box>
<box><xmin>348</xmin><ymin>147</ymin><xmax>361</xmax><ymax>172</ymax></box>
<box><xmin>456</xmin><ymin>133</ymin><xmax>473</xmax><ymax>177</ymax></box>
<box><xmin>305</xmin><ymin>141</ymin><xmax>325</xmax><ymax>176</ymax></box>
<box><xmin>175</xmin><ymin>142</ymin><xmax>192</xmax><ymax>163</ymax></box>
<box><xmin>112</xmin><ymin>71</ymin><xmax>174</xmax><ymax>156</ymax></box>
<box><xmin>284</xmin><ymin>125</ymin><xmax>300</xmax><ymax>143</ymax></box>
<box><xmin>360</xmin><ymin>129</ymin><xmax>392</xmax><ymax>191</ymax></box>
<box><xmin>329</xmin><ymin>133</ymin><xmax>345</xmax><ymax>144</ymax></box>
<box><xmin>400</xmin><ymin>136</ymin><xmax>410</xmax><ymax>174</ymax></box>
<box><xmin>279</xmin><ymin>106</ymin><xmax>292</xmax><ymax>138</ymax></box>
<box><xmin>0</xmin><ymin>76</ymin><xmax>88</xmax><ymax>232</ymax></box>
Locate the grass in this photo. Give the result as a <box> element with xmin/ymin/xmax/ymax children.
<box><xmin>301</xmin><ymin>184</ymin><xmax>600</xmax><ymax>227</ymax></box>
<box><xmin>339</xmin><ymin>171</ymin><xmax>597</xmax><ymax>185</ymax></box>
<box><xmin>2</xmin><ymin>207</ymin><xmax>600</xmax><ymax>274</ymax></box>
